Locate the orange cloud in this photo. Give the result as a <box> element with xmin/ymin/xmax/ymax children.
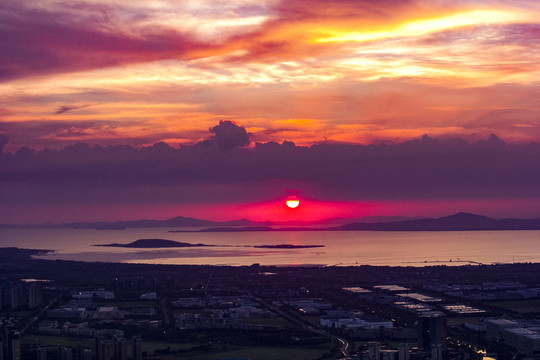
<box><xmin>1</xmin><ymin>0</ymin><xmax>540</xmax><ymax>150</ymax></box>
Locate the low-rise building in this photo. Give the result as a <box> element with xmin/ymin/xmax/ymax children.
<box><xmin>320</xmin><ymin>313</ymin><xmax>393</xmax><ymax>329</ymax></box>
<box><xmin>74</xmin><ymin>290</ymin><xmax>114</xmax><ymax>300</ymax></box>
<box><xmin>485</xmin><ymin>319</ymin><xmax>524</xmax><ymax>340</ymax></box>
<box><xmin>140</xmin><ymin>292</ymin><xmax>157</xmax><ymax>300</ymax></box>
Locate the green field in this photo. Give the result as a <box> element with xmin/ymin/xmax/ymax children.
<box><xmin>22</xmin><ymin>335</ymin><xmax>92</xmax><ymax>348</ymax></box>
<box><xmin>145</xmin><ymin>345</ymin><xmax>330</xmax><ymax>360</ymax></box>
<box><xmin>243</xmin><ymin>316</ymin><xmax>296</xmax><ymax>329</ymax></box>
<box><xmin>143</xmin><ymin>341</ymin><xmax>197</xmax><ymax>354</ymax></box>
<box><xmin>21</xmin><ymin>335</ymin><xmax>331</xmax><ymax>360</ymax></box>
<box><xmin>301</xmin><ymin>315</ymin><xmax>322</xmax><ymax>326</ymax></box>
<box><xmin>1</xmin><ymin>310</ymin><xmax>33</xmax><ymax>317</ymax></box>
<box><xmin>95</xmin><ymin>301</ymin><xmax>158</xmax><ymax>308</ymax></box>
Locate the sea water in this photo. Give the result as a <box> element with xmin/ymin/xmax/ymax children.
<box><xmin>0</xmin><ymin>228</ymin><xmax>539</xmax><ymax>267</ymax></box>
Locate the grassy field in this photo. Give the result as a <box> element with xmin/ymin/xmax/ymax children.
<box><xmin>142</xmin><ymin>341</ymin><xmax>197</xmax><ymax>354</ymax></box>
<box><xmin>488</xmin><ymin>299</ymin><xmax>540</xmax><ymax>314</ymax></box>
<box><xmin>145</xmin><ymin>345</ymin><xmax>330</xmax><ymax>360</ymax></box>
<box><xmin>22</xmin><ymin>335</ymin><xmax>93</xmax><ymax>348</ymax></box>
<box><xmin>21</xmin><ymin>332</ymin><xmax>331</xmax><ymax>360</ymax></box>
<box><xmin>1</xmin><ymin>310</ymin><xmax>33</xmax><ymax>317</ymax></box>
<box><xmin>243</xmin><ymin>316</ymin><xmax>296</xmax><ymax>329</ymax></box>
<box><xmin>172</xmin><ymin>309</ymin><xmax>205</xmax><ymax>315</ymax></box>
<box><xmin>446</xmin><ymin>316</ymin><xmax>486</xmax><ymax>327</ymax></box>
<box><xmin>301</xmin><ymin>315</ymin><xmax>322</xmax><ymax>326</ymax></box>
<box><xmin>95</xmin><ymin>301</ymin><xmax>158</xmax><ymax>308</ymax></box>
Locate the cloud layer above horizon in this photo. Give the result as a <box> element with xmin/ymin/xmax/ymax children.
<box><xmin>1</xmin><ymin>0</ymin><xmax>540</xmax><ymax>151</ymax></box>
<box><xmin>1</xmin><ymin>123</ymin><xmax>540</xmax><ymax>223</ymax></box>
<box><xmin>1</xmin><ymin>1</ymin><xmax>540</xmax><ymax>223</ymax></box>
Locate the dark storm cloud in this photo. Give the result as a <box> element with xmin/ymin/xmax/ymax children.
<box><xmin>209</xmin><ymin>120</ymin><xmax>251</xmax><ymax>151</ymax></box>
<box><xmin>1</xmin><ymin>130</ymin><xmax>540</xmax><ymax>209</ymax></box>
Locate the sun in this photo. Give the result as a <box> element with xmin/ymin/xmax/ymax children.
<box><xmin>286</xmin><ymin>196</ymin><xmax>300</xmax><ymax>209</ymax></box>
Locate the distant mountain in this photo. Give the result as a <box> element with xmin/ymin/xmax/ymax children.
<box><xmin>3</xmin><ymin>213</ymin><xmax>539</xmax><ymax>231</ymax></box>
<box><xmin>351</xmin><ymin>215</ymin><xmax>426</xmax><ymax>224</ymax></box>
<box><xmin>335</xmin><ymin>212</ymin><xmax>540</xmax><ymax>231</ymax></box>
<box><xmin>1</xmin><ymin>214</ymin><xmax>423</xmax><ymax>229</ymax></box>
<box><xmin>198</xmin><ymin>226</ymin><xmax>277</xmax><ymax>232</ymax></box>
<box><xmin>193</xmin><ymin>213</ymin><xmax>540</xmax><ymax>232</ymax></box>
<box><xmin>58</xmin><ymin>216</ymin><xmax>256</xmax><ymax>229</ymax></box>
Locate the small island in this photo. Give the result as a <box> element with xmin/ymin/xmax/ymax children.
<box><xmin>94</xmin><ymin>239</ymin><xmax>325</xmax><ymax>250</ymax></box>
<box><xmin>0</xmin><ymin>247</ymin><xmax>53</xmax><ymax>261</ymax></box>
<box><xmin>95</xmin><ymin>239</ymin><xmax>212</xmax><ymax>248</ymax></box>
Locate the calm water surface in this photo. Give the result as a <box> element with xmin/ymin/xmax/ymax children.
<box><xmin>1</xmin><ymin>228</ymin><xmax>539</xmax><ymax>266</ymax></box>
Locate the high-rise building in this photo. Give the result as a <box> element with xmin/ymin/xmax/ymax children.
<box><xmin>8</xmin><ymin>331</ymin><xmax>21</xmax><ymax>360</ymax></box>
<box><xmin>81</xmin><ymin>349</ymin><xmax>93</xmax><ymax>360</ymax></box>
<box><xmin>0</xmin><ymin>286</ymin><xmax>4</xmax><ymax>310</ymax></box>
<box><xmin>368</xmin><ymin>341</ymin><xmax>380</xmax><ymax>360</ymax></box>
<box><xmin>94</xmin><ymin>337</ymin><xmax>101</xmax><ymax>360</ymax></box>
<box><xmin>113</xmin><ymin>337</ymin><xmax>127</xmax><ymax>360</ymax></box>
<box><xmin>131</xmin><ymin>337</ymin><xmax>142</xmax><ymax>360</ymax></box>
<box><xmin>9</xmin><ymin>284</ymin><xmax>23</xmax><ymax>310</ymax></box>
<box><xmin>418</xmin><ymin>312</ymin><xmax>447</xmax><ymax>350</ymax></box>
<box><xmin>398</xmin><ymin>343</ymin><xmax>410</xmax><ymax>360</ymax></box>
<box><xmin>95</xmin><ymin>338</ymin><xmax>112</xmax><ymax>360</ymax></box>
<box><xmin>59</xmin><ymin>347</ymin><xmax>73</xmax><ymax>360</ymax></box>
<box><xmin>76</xmin><ymin>342</ymin><xmax>83</xmax><ymax>360</ymax></box>
<box><xmin>431</xmin><ymin>343</ymin><xmax>443</xmax><ymax>360</ymax></box>
<box><xmin>99</xmin><ymin>340</ymin><xmax>113</xmax><ymax>360</ymax></box>
<box><xmin>28</xmin><ymin>283</ymin><xmax>43</xmax><ymax>309</ymax></box>
<box><xmin>36</xmin><ymin>347</ymin><xmax>47</xmax><ymax>360</ymax></box>
<box><xmin>0</xmin><ymin>331</ymin><xmax>5</xmax><ymax>360</ymax></box>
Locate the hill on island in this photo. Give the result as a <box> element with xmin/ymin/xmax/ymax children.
<box><xmin>95</xmin><ymin>239</ymin><xmax>211</xmax><ymax>248</ymax></box>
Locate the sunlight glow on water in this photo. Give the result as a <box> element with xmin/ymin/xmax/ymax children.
<box><xmin>1</xmin><ymin>228</ymin><xmax>539</xmax><ymax>266</ymax></box>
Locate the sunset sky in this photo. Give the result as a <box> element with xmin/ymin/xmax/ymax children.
<box><xmin>1</xmin><ymin>0</ymin><xmax>540</xmax><ymax>224</ymax></box>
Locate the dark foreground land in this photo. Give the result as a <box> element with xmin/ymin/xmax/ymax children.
<box><xmin>3</xmin><ymin>247</ymin><xmax>540</xmax><ymax>360</ymax></box>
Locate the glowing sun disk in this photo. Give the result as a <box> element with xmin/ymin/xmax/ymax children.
<box><xmin>286</xmin><ymin>198</ymin><xmax>300</xmax><ymax>209</ymax></box>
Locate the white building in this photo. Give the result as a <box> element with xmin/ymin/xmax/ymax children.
<box><xmin>75</xmin><ymin>290</ymin><xmax>114</xmax><ymax>300</ymax></box>
<box><xmin>140</xmin><ymin>292</ymin><xmax>157</xmax><ymax>300</ymax></box>
<box><xmin>320</xmin><ymin>314</ymin><xmax>393</xmax><ymax>329</ymax></box>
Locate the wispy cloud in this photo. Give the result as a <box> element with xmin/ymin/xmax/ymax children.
<box><xmin>55</xmin><ymin>104</ymin><xmax>91</xmax><ymax>114</ymax></box>
<box><xmin>0</xmin><ymin>0</ymin><xmax>539</xmax><ymax>150</ymax></box>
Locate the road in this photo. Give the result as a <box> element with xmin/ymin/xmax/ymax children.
<box><xmin>255</xmin><ymin>296</ymin><xmax>350</xmax><ymax>359</ymax></box>
<box><xmin>336</xmin><ymin>337</ymin><xmax>350</xmax><ymax>360</ymax></box>
<box><xmin>21</xmin><ymin>297</ymin><xmax>57</xmax><ymax>333</ymax></box>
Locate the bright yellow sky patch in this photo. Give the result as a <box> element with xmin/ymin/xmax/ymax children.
<box><xmin>316</xmin><ymin>9</ymin><xmax>532</xmax><ymax>43</ymax></box>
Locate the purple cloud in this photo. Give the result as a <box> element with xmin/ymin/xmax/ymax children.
<box><xmin>209</xmin><ymin>120</ymin><xmax>251</xmax><ymax>151</ymax></box>
<box><xmin>0</xmin><ymin>134</ymin><xmax>8</xmax><ymax>153</ymax></box>
<box><xmin>1</xmin><ymin>129</ymin><xmax>539</xmax><ymax>210</ymax></box>
<box><xmin>0</xmin><ymin>2</ymin><xmax>205</xmax><ymax>81</ymax></box>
